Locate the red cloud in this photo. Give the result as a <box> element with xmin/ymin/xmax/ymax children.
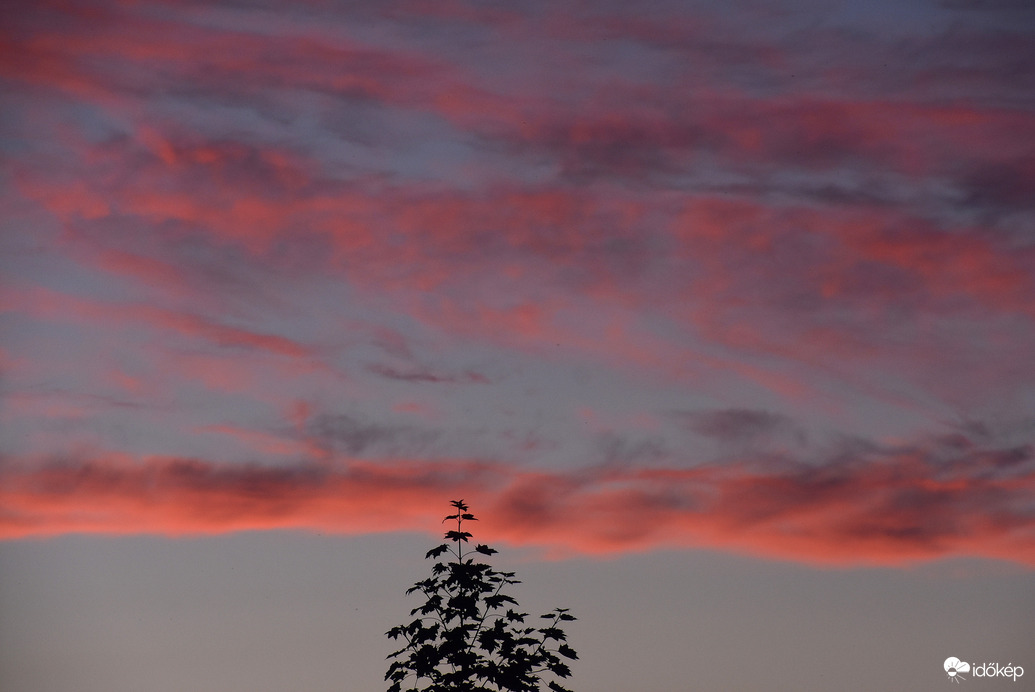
<box><xmin>87</xmin><ymin>248</ymin><xmax>196</xmax><ymax>299</ymax></box>
<box><xmin>3</xmin><ymin>285</ymin><xmax>312</xmax><ymax>359</ymax></box>
<box><xmin>16</xmin><ymin>144</ymin><xmax>1033</xmax><ymax>407</ymax></box>
<box><xmin>5</xmin><ymin>1</ymin><xmax>1034</xmax><ymax>488</ymax></box>
<box><xmin>2</xmin><ymin>444</ymin><xmax>1032</xmax><ymax>568</ymax></box>
<box><xmin>0</xmin><ymin>1</ymin><xmax>462</xmax><ymax>146</ymax></box>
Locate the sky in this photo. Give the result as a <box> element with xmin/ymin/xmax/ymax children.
<box><xmin>0</xmin><ymin>0</ymin><xmax>1033</xmax><ymax>690</ymax></box>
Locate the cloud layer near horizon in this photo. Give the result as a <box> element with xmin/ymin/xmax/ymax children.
<box><xmin>4</xmin><ymin>426</ymin><xmax>1034</xmax><ymax>567</ymax></box>
<box><xmin>2</xmin><ymin>0</ymin><xmax>1034</xmax><ymax>568</ymax></box>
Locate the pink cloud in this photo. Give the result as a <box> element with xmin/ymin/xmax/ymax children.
<box><xmin>2</xmin><ymin>440</ymin><xmax>1032</xmax><ymax>567</ymax></box>
<box><xmin>15</xmin><ymin>150</ymin><xmax>1033</xmax><ymax>411</ymax></box>
<box><xmin>197</xmin><ymin>424</ymin><xmax>311</xmax><ymax>457</ymax></box>
<box><xmin>0</xmin><ymin>3</ymin><xmax>451</xmax><ymax>119</ymax></box>
<box><xmin>87</xmin><ymin>248</ymin><xmax>196</xmax><ymax>298</ymax></box>
<box><xmin>4</xmin><ymin>1</ymin><xmax>1033</xmax><ymax>503</ymax></box>
<box><xmin>3</xmin><ymin>285</ymin><xmax>313</xmax><ymax>359</ymax></box>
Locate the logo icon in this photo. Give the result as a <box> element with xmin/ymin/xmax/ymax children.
<box><xmin>945</xmin><ymin>657</ymin><xmax>971</xmax><ymax>683</ymax></box>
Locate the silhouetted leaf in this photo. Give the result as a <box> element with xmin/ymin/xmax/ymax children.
<box><xmin>539</xmin><ymin>626</ymin><xmax>565</xmax><ymax>641</ymax></box>
<box><xmin>548</xmin><ymin>661</ymin><xmax>572</xmax><ymax>677</ymax></box>
<box><xmin>557</xmin><ymin>644</ymin><xmax>578</xmax><ymax>660</ymax></box>
<box><xmin>485</xmin><ymin>594</ymin><xmax>518</xmax><ymax>609</ymax></box>
<box><xmin>425</xmin><ymin>544</ymin><xmax>450</xmax><ymax>559</ymax></box>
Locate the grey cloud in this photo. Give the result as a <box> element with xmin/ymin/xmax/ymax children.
<box><xmin>596</xmin><ymin>433</ymin><xmax>668</xmax><ymax>465</ymax></box>
<box><xmin>307</xmin><ymin>413</ymin><xmax>439</xmax><ymax>455</ymax></box>
<box><xmin>679</xmin><ymin>408</ymin><xmax>792</xmax><ymax>442</ymax></box>
<box><xmin>366</xmin><ymin>363</ymin><xmax>490</xmax><ymax>385</ymax></box>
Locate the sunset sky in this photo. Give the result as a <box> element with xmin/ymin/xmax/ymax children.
<box><xmin>1</xmin><ymin>0</ymin><xmax>1033</xmax><ymax>690</ymax></box>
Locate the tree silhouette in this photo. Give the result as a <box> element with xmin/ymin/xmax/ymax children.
<box><xmin>385</xmin><ymin>500</ymin><xmax>577</xmax><ymax>692</ymax></box>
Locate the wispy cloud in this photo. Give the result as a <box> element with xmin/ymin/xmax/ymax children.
<box><xmin>678</xmin><ymin>408</ymin><xmax>793</xmax><ymax>442</ymax></box>
<box><xmin>3</xmin><ymin>427</ymin><xmax>1032</xmax><ymax>566</ymax></box>
<box><xmin>2</xmin><ymin>285</ymin><xmax>314</xmax><ymax>359</ymax></box>
<box><xmin>367</xmin><ymin>363</ymin><xmax>490</xmax><ymax>385</ymax></box>
<box><xmin>2</xmin><ymin>0</ymin><xmax>1033</xmax><ymax>570</ymax></box>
